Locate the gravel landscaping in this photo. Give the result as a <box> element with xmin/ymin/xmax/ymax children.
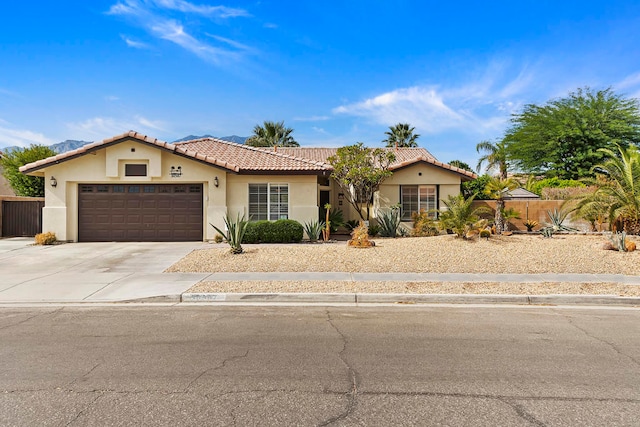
<box><xmin>166</xmin><ymin>234</ymin><xmax>640</xmax><ymax>295</ymax></box>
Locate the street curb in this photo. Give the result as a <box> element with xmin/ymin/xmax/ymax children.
<box><xmin>181</xmin><ymin>292</ymin><xmax>640</xmax><ymax>306</ymax></box>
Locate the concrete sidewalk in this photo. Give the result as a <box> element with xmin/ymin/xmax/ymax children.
<box><xmin>1</xmin><ymin>237</ymin><xmax>639</xmax><ymax>305</ymax></box>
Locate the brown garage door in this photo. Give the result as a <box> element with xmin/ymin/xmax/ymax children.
<box><xmin>78</xmin><ymin>184</ymin><xmax>203</xmax><ymax>242</ymax></box>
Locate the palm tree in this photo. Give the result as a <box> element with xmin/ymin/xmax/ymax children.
<box><xmin>245</xmin><ymin>121</ymin><xmax>299</xmax><ymax>148</ymax></box>
<box><xmin>437</xmin><ymin>194</ymin><xmax>489</xmax><ymax>239</ymax></box>
<box><xmin>587</xmin><ymin>146</ymin><xmax>640</xmax><ymax>233</ymax></box>
<box><xmin>383</xmin><ymin>123</ymin><xmax>420</xmax><ymax>148</ymax></box>
<box><xmin>476</xmin><ymin>139</ymin><xmax>509</xmax><ymax>179</ymax></box>
<box><xmin>484</xmin><ymin>177</ymin><xmax>519</xmax><ymax>233</ymax></box>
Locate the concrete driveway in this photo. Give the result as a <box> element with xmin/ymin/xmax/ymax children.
<box><xmin>0</xmin><ymin>238</ymin><xmax>210</xmax><ymax>303</ymax></box>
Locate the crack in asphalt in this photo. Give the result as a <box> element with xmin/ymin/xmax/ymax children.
<box><xmin>67</xmin><ymin>363</ymin><xmax>102</xmax><ymax>387</ymax></box>
<box><xmin>499</xmin><ymin>398</ymin><xmax>548</xmax><ymax>426</ymax></box>
<box><xmin>318</xmin><ymin>309</ymin><xmax>359</xmax><ymax>426</ymax></box>
<box><xmin>65</xmin><ymin>393</ymin><xmax>103</xmax><ymax>426</ymax></box>
<box><xmin>183</xmin><ymin>350</ymin><xmax>250</xmax><ymax>392</ymax></box>
<box><xmin>557</xmin><ymin>310</ymin><xmax>640</xmax><ymax>368</ymax></box>
<box><xmin>0</xmin><ymin>307</ymin><xmax>64</xmax><ymax>331</ymax></box>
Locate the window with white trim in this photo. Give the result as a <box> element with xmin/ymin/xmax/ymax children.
<box><xmin>249</xmin><ymin>183</ymin><xmax>289</xmax><ymax>220</ymax></box>
<box><xmin>400</xmin><ymin>185</ymin><xmax>437</xmax><ymax>220</ymax></box>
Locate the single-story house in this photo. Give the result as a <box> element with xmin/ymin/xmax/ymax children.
<box><xmin>20</xmin><ymin>131</ymin><xmax>476</xmax><ymax>242</ymax></box>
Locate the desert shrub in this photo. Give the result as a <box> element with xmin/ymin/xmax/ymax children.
<box><xmin>34</xmin><ymin>232</ymin><xmax>56</xmax><ymax>245</ymax></box>
<box><xmin>530</xmin><ymin>177</ymin><xmax>585</xmax><ymax>197</ymax></box>
<box><xmin>461</xmin><ymin>174</ymin><xmax>492</xmax><ymax>200</ymax></box>
<box><xmin>541</xmin><ymin>186</ymin><xmax>595</xmax><ymax>200</ymax></box>
<box><xmin>523</xmin><ymin>219</ymin><xmax>538</xmax><ymax>232</ymax></box>
<box><xmin>243</xmin><ymin>219</ymin><xmax>303</xmax><ymax>243</ymax></box>
<box><xmin>368</xmin><ymin>224</ymin><xmax>380</xmax><ymax>237</ymax></box>
<box><xmin>213</xmin><ymin>234</ymin><xmax>224</xmax><ymax>243</ymax></box>
<box><xmin>243</xmin><ymin>220</ymin><xmax>269</xmax><ymax>243</ymax></box>
<box><xmin>328</xmin><ymin>209</ymin><xmax>344</xmax><ymax>233</ymax></box>
<box><xmin>411</xmin><ymin>209</ymin><xmax>439</xmax><ymax>237</ymax></box>
<box><xmin>344</xmin><ymin>220</ymin><xmax>359</xmax><ymax>231</ymax></box>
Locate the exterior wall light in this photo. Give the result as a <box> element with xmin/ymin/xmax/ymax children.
<box><xmin>50</xmin><ymin>176</ymin><xmax>57</xmax><ymax>188</ymax></box>
<box><xmin>170</xmin><ymin>166</ymin><xmax>182</xmax><ymax>177</ymax></box>
<box><xmin>214</xmin><ymin>176</ymin><xmax>219</xmax><ymax>188</ymax></box>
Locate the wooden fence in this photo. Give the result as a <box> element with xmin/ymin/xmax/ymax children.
<box><xmin>0</xmin><ymin>196</ymin><xmax>45</xmax><ymax>237</ymax></box>
<box><xmin>472</xmin><ymin>199</ymin><xmax>595</xmax><ymax>232</ymax></box>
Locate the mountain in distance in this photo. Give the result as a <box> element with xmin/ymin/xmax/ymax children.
<box><xmin>51</xmin><ymin>140</ymin><xmax>91</xmax><ymax>153</ymax></box>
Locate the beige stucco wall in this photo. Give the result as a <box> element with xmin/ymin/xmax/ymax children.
<box><xmin>226</xmin><ymin>174</ymin><xmax>319</xmax><ymax>227</ymax></box>
<box><xmin>377</xmin><ymin>163</ymin><xmax>463</xmax><ymax>222</ymax></box>
<box><xmin>34</xmin><ymin>138</ymin><xmax>322</xmax><ymax>241</ymax></box>
<box><xmin>37</xmin><ymin>138</ymin><xmax>226</xmax><ymax>241</ymax></box>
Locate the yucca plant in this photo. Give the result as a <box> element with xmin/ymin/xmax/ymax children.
<box><xmin>303</xmin><ymin>220</ymin><xmax>325</xmax><ymax>242</ymax></box>
<box><xmin>210</xmin><ymin>213</ymin><xmax>250</xmax><ymax>254</ymax></box>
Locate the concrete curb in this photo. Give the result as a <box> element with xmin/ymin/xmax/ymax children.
<box><xmin>181</xmin><ymin>292</ymin><xmax>640</xmax><ymax>306</ymax></box>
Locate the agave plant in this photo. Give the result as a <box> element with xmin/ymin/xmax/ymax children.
<box><xmin>377</xmin><ymin>206</ymin><xmax>402</xmax><ymax>238</ymax></box>
<box><xmin>210</xmin><ymin>213</ymin><xmax>250</xmax><ymax>254</ymax></box>
<box><xmin>303</xmin><ymin>220</ymin><xmax>325</xmax><ymax>242</ymax></box>
<box><xmin>545</xmin><ymin>208</ymin><xmax>578</xmax><ymax>232</ymax></box>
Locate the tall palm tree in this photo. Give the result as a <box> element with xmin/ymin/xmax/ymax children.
<box><xmin>588</xmin><ymin>146</ymin><xmax>640</xmax><ymax>233</ymax></box>
<box><xmin>245</xmin><ymin>120</ymin><xmax>299</xmax><ymax>148</ymax></box>
<box><xmin>383</xmin><ymin>123</ymin><xmax>420</xmax><ymax>148</ymax></box>
<box><xmin>484</xmin><ymin>177</ymin><xmax>519</xmax><ymax>233</ymax></box>
<box><xmin>476</xmin><ymin>139</ymin><xmax>509</xmax><ymax>179</ymax></box>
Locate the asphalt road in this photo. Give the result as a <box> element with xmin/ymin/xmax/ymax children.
<box><xmin>1</xmin><ymin>305</ymin><xmax>639</xmax><ymax>426</ymax></box>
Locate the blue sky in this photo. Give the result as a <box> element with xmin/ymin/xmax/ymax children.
<box><xmin>1</xmin><ymin>1</ymin><xmax>640</xmax><ymax>166</ymax></box>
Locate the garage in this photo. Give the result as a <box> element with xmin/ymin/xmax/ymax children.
<box><xmin>78</xmin><ymin>184</ymin><xmax>203</xmax><ymax>242</ymax></box>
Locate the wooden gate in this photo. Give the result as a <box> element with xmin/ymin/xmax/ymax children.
<box><xmin>1</xmin><ymin>200</ymin><xmax>44</xmax><ymax>237</ymax></box>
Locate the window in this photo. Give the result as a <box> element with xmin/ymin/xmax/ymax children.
<box><xmin>249</xmin><ymin>183</ymin><xmax>289</xmax><ymax>221</ymax></box>
<box><xmin>143</xmin><ymin>185</ymin><xmax>155</xmax><ymax>193</ymax></box>
<box><xmin>125</xmin><ymin>164</ymin><xmax>147</xmax><ymax>176</ymax></box>
<box><xmin>401</xmin><ymin>185</ymin><xmax>437</xmax><ymax>220</ymax></box>
<box><xmin>128</xmin><ymin>185</ymin><xmax>140</xmax><ymax>193</ymax></box>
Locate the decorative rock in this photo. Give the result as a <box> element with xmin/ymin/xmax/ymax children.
<box><xmin>626</xmin><ymin>241</ymin><xmax>636</xmax><ymax>252</ymax></box>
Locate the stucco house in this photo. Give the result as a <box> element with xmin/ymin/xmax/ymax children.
<box><xmin>20</xmin><ymin>131</ymin><xmax>475</xmax><ymax>242</ymax></box>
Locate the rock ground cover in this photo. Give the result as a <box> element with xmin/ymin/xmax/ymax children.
<box><xmin>165</xmin><ymin>234</ymin><xmax>640</xmax><ymax>295</ymax></box>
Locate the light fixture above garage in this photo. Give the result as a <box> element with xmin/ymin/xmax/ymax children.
<box><xmin>214</xmin><ymin>176</ymin><xmax>219</xmax><ymax>187</ymax></box>
<box><xmin>50</xmin><ymin>176</ymin><xmax>57</xmax><ymax>188</ymax></box>
<box><xmin>170</xmin><ymin>166</ymin><xmax>182</xmax><ymax>177</ymax></box>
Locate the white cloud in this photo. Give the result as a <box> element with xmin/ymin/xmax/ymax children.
<box><xmin>0</xmin><ymin>122</ymin><xmax>54</xmax><ymax>148</ymax></box>
<box><xmin>617</xmin><ymin>72</ymin><xmax>640</xmax><ymax>90</ymax></box>
<box><xmin>105</xmin><ymin>95</ymin><xmax>120</xmax><ymax>101</ymax></box>
<box><xmin>151</xmin><ymin>20</ymin><xmax>237</xmax><ymax>64</ymax></box>
<box><xmin>152</xmin><ymin>0</ymin><xmax>250</xmax><ymax>18</ymax></box>
<box><xmin>66</xmin><ymin>116</ymin><xmax>167</xmax><ymax>139</ymax></box>
<box><xmin>293</xmin><ymin>115</ymin><xmax>330</xmax><ymax>122</ymax></box>
<box><xmin>121</xmin><ymin>35</ymin><xmax>151</xmax><ymax>49</ymax></box>
<box><xmin>333</xmin><ymin>64</ymin><xmax>536</xmax><ymax>136</ymax></box>
<box><xmin>108</xmin><ymin>0</ymin><xmax>251</xmax><ymax>65</ymax></box>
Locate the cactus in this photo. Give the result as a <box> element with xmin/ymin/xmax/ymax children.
<box><xmin>608</xmin><ymin>231</ymin><xmax>628</xmax><ymax>252</ymax></box>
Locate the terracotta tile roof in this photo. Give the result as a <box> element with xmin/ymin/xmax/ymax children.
<box><xmin>271</xmin><ymin>147</ymin><xmax>476</xmax><ymax>179</ymax></box>
<box><xmin>19</xmin><ymin>131</ymin><xmax>476</xmax><ymax>179</ymax></box>
<box><xmin>175</xmin><ymin>138</ymin><xmax>330</xmax><ymax>172</ymax></box>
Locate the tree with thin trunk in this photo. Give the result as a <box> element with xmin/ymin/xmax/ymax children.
<box><xmin>476</xmin><ymin>139</ymin><xmax>509</xmax><ymax>179</ymax></box>
<box><xmin>383</xmin><ymin>123</ymin><xmax>420</xmax><ymax>148</ymax></box>
<box><xmin>484</xmin><ymin>177</ymin><xmax>519</xmax><ymax>233</ymax></box>
<box><xmin>327</xmin><ymin>143</ymin><xmax>396</xmax><ymax>221</ymax></box>
<box><xmin>245</xmin><ymin>120</ymin><xmax>299</xmax><ymax>148</ymax></box>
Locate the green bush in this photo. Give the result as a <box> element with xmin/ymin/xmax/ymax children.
<box><xmin>529</xmin><ymin>177</ymin><xmax>584</xmax><ymax>196</ymax></box>
<box><xmin>461</xmin><ymin>174</ymin><xmax>492</xmax><ymax>200</ymax></box>
<box><xmin>242</xmin><ymin>219</ymin><xmax>304</xmax><ymax>243</ymax></box>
